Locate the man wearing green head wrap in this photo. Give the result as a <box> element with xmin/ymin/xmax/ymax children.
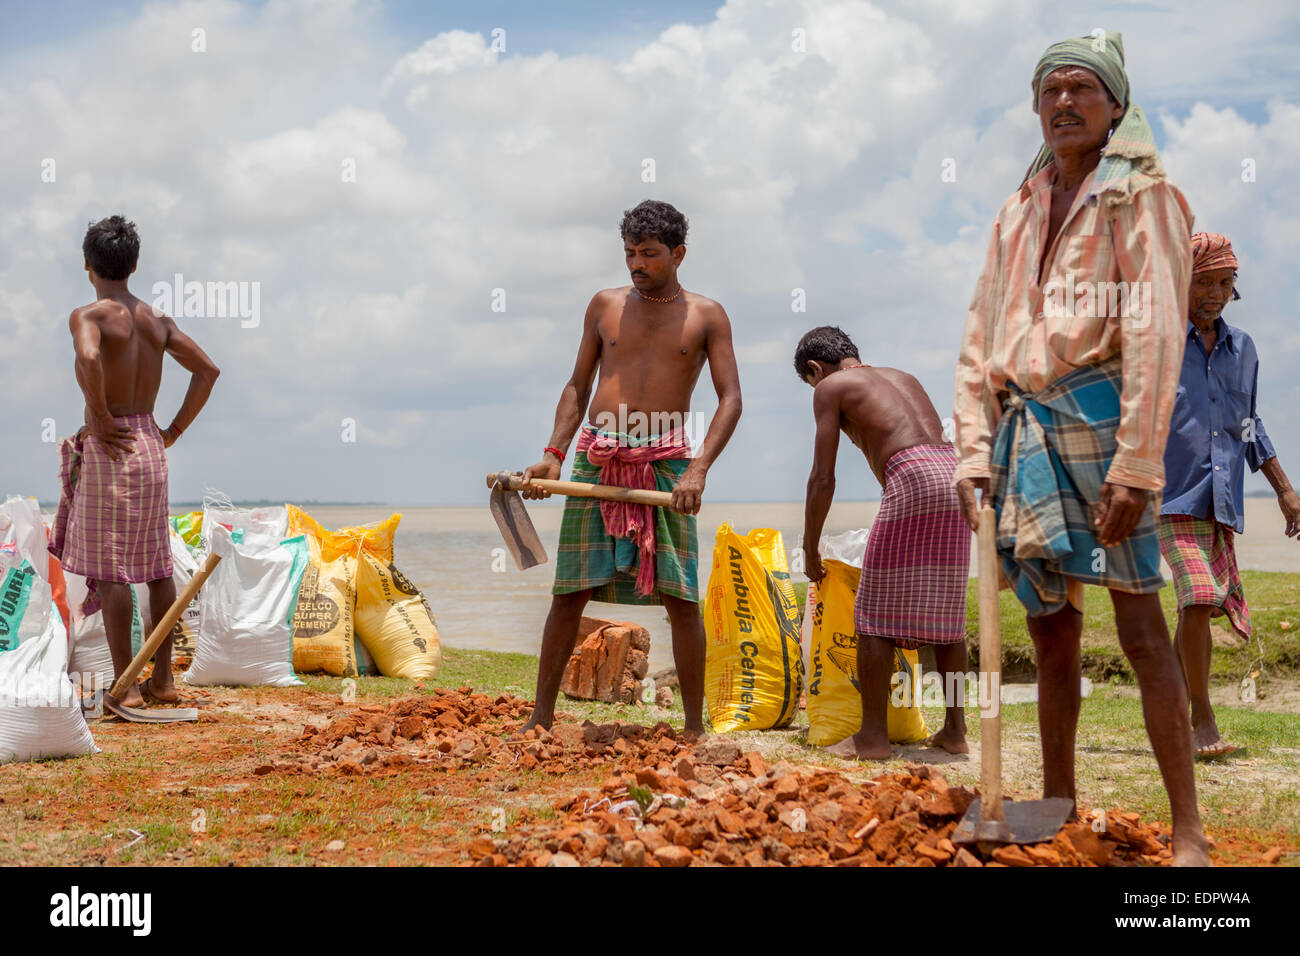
<box><xmin>1023</xmin><ymin>31</ymin><xmax>1164</xmax><ymax>202</ymax></box>
<box><xmin>953</xmin><ymin>31</ymin><xmax>1211</xmax><ymax>865</ymax></box>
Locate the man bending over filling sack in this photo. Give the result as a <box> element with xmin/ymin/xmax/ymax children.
<box><xmin>49</xmin><ymin>216</ymin><xmax>220</xmax><ymax>709</ymax></box>
<box><xmin>518</xmin><ymin>200</ymin><xmax>743</xmax><ymax>735</ymax></box>
<box><xmin>796</xmin><ymin>326</ymin><xmax>971</xmax><ymax>760</ymax></box>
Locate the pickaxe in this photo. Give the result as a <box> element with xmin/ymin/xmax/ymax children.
<box><xmin>485</xmin><ymin>471</ymin><xmax>672</xmax><ymax>570</ymax></box>
<box><xmin>82</xmin><ymin>552</ymin><xmax>221</xmax><ymax>724</ymax></box>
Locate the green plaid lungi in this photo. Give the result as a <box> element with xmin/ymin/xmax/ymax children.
<box><xmin>990</xmin><ymin>356</ymin><xmax>1164</xmax><ymax>618</ymax></box>
<box><xmin>553</xmin><ymin>450</ymin><xmax>698</xmax><ymax>605</ymax></box>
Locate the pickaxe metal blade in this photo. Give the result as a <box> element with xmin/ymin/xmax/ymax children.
<box><xmin>489</xmin><ymin>470</ymin><xmax>549</xmax><ymax>570</ymax></box>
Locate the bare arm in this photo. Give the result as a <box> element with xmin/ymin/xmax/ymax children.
<box><xmin>670</xmin><ymin>303</ymin><xmax>743</xmax><ymax>515</ymax></box>
<box><xmin>521</xmin><ymin>295</ymin><xmax>604</xmax><ymax>497</ymax></box>
<box><xmin>70</xmin><ymin>309</ymin><xmax>135</xmax><ymax>460</ymax></box>
<box><xmin>159</xmin><ymin>316</ymin><xmax>220</xmax><ymax>446</ymax></box>
<box><xmin>801</xmin><ymin>380</ymin><xmax>841</xmax><ymax>582</ymax></box>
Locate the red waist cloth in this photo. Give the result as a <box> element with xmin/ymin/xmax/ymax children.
<box><xmin>576</xmin><ymin>425</ymin><xmax>692</xmax><ymax>596</ymax></box>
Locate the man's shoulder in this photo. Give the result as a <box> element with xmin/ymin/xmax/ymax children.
<box><xmin>587</xmin><ymin>286</ymin><xmax>627</xmax><ymax>310</ymax></box>
<box><xmin>1223</xmin><ymin>321</ymin><xmax>1259</xmax><ymax>358</ymax></box>
<box><xmin>70</xmin><ymin>299</ymin><xmax>120</xmax><ymax>326</ymax></box>
<box><xmin>985</xmin><ymin>184</ymin><xmax>1038</xmax><ymax>242</ymax></box>
<box><xmin>1123</xmin><ymin>176</ymin><xmax>1194</xmax><ymax>228</ymax></box>
<box><xmin>685</xmin><ymin>291</ymin><xmax>727</xmax><ymax>319</ymax></box>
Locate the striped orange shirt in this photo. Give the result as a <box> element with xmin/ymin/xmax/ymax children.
<box><xmin>953</xmin><ymin>162</ymin><xmax>1194</xmax><ymax>491</ymax></box>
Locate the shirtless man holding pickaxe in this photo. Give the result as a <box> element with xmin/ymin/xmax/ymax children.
<box><xmin>517</xmin><ymin>200</ymin><xmax>742</xmax><ymax>735</ymax></box>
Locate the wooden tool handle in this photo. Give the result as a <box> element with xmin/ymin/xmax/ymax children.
<box><xmin>109</xmin><ymin>552</ymin><xmax>221</xmax><ymax>701</ymax></box>
<box><xmin>977</xmin><ymin>504</ymin><xmax>1004</xmax><ymax>822</ymax></box>
<box><xmin>486</xmin><ymin>473</ymin><xmax>673</xmax><ymax>507</ymax></box>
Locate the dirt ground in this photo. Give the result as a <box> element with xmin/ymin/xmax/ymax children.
<box><xmin>2</xmin><ymin>683</ymin><xmax>1295</xmax><ymax>867</ymax></box>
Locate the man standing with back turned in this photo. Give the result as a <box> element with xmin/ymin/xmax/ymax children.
<box><xmin>952</xmin><ymin>33</ymin><xmax>1210</xmax><ymax>864</ymax></box>
<box><xmin>518</xmin><ymin>201</ymin><xmax>742</xmax><ymax>735</ymax></box>
<box><xmin>50</xmin><ymin>216</ymin><xmax>220</xmax><ymax>709</ymax></box>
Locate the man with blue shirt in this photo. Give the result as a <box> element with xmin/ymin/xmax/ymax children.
<box><xmin>1159</xmin><ymin>232</ymin><xmax>1300</xmax><ymax>759</ymax></box>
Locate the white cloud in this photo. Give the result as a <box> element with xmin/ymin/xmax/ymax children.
<box><xmin>1</xmin><ymin>0</ymin><xmax>1297</xmax><ymax>508</ymax></box>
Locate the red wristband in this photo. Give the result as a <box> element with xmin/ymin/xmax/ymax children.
<box><xmin>544</xmin><ymin>445</ymin><xmax>565</xmax><ymax>463</ymax></box>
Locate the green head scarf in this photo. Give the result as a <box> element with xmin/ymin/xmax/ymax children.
<box><xmin>1022</xmin><ymin>30</ymin><xmax>1164</xmax><ymax>206</ymax></box>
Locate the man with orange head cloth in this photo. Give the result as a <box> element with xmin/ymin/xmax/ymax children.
<box><xmin>1159</xmin><ymin>232</ymin><xmax>1300</xmax><ymax>759</ymax></box>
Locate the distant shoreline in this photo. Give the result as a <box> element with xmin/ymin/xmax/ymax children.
<box><xmin>30</xmin><ymin>491</ymin><xmax>1289</xmax><ymax>510</ymax></box>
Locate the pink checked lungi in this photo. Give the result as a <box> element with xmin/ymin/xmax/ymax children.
<box><xmin>1157</xmin><ymin>514</ymin><xmax>1252</xmax><ymax>640</ymax></box>
<box><xmin>47</xmin><ymin>414</ymin><xmax>173</xmax><ymax>614</ymax></box>
<box><xmin>854</xmin><ymin>444</ymin><xmax>971</xmax><ymax>649</ymax></box>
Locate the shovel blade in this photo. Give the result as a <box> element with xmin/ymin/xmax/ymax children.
<box><xmin>952</xmin><ymin>796</ymin><xmax>1075</xmax><ymax>846</ymax></box>
<box><xmin>489</xmin><ymin>473</ymin><xmax>548</xmax><ymax>570</ymax></box>
<box><xmin>83</xmin><ymin>691</ymin><xmax>200</xmax><ymax>724</ymax></box>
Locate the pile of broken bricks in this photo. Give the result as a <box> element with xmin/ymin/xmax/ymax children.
<box><xmin>277</xmin><ymin>688</ymin><xmax>1181</xmax><ymax>866</ymax></box>
<box><xmin>474</xmin><ymin>737</ymin><xmax>1178</xmax><ymax>867</ymax></box>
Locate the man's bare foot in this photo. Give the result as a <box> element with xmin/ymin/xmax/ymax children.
<box><xmin>1191</xmin><ymin>717</ymin><xmax>1236</xmax><ymax>760</ymax></box>
<box><xmin>922</xmin><ymin>726</ymin><xmax>969</xmax><ymax>755</ymax></box>
<box><xmin>1172</xmin><ymin>833</ymin><xmax>1213</xmax><ymax>867</ymax></box>
<box><xmin>115</xmin><ymin>683</ymin><xmax>145</xmax><ymax>709</ymax></box>
<box><xmin>520</xmin><ymin>714</ymin><xmax>553</xmax><ymax>734</ymax></box>
<box><xmin>141</xmin><ymin>676</ymin><xmax>180</xmax><ymax>704</ymax></box>
<box><xmin>825</xmin><ymin>733</ymin><xmax>892</xmax><ymax>761</ymax></box>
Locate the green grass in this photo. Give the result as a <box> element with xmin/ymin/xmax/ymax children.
<box><xmin>964</xmin><ymin>570</ymin><xmax>1300</xmax><ymax>683</ymax></box>
<box><xmin>958</xmin><ymin>687</ymin><xmax>1300</xmax><ymax>838</ymax></box>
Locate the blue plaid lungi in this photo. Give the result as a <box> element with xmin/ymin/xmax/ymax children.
<box><xmin>989</xmin><ymin>357</ymin><xmax>1164</xmax><ymax>617</ymax></box>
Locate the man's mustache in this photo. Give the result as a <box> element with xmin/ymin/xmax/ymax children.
<box><xmin>1052</xmin><ymin>110</ymin><xmax>1085</xmax><ymax>126</ymax></box>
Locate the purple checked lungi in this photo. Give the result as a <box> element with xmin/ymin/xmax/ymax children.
<box><xmin>854</xmin><ymin>444</ymin><xmax>971</xmax><ymax>649</ymax></box>
<box><xmin>48</xmin><ymin>414</ymin><xmax>173</xmax><ymax>614</ymax></box>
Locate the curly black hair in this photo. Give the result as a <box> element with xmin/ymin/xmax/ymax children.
<box><xmin>793</xmin><ymin>326</ymin><xmax>860</xmax><ymax>381</ymax></box>
<box><xmin>620</xmin><ymin>200</ymin><xmax>688</xmax><ymax>250</ymax></box>
<box><xmin>83</xmin><ymin>215</ymin><xmax>140</xmax><ymax>280</ymax></box>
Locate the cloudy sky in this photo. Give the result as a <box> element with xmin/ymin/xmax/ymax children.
<box><xmin>4</xmin><ymin>0</ymin><xmax>1298</xmax><ymax>507</ymax></box>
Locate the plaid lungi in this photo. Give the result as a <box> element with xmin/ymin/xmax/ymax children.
<box><xmin>854</xmin><ymin>444</ymin><xmax>971</xmax><ymax>649</ymax></box>
<box><xmin>553</xmin><ymin>450</ymin><xmax>698</xmax><ymax>605</ymax></box>
<box><xmin>1157</xmin><ymin>514</ymin><xmax>1252</xmax><ymax>639</ymax></box>
<box><xmin>47</xmin><ymin>414</ymin><xmax>172</xmax><ymax>614</ymax></box>
<box><xmin>990</xmin><ymin>357</ymin><xmax>1164</xmax><ymax>618</ymax></box>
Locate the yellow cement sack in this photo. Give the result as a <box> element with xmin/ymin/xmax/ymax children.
<box><xmin>804</xmin><ymin>529</ymin><xmax>928</xmax><ymax>746</ymax></box>
<box><xmin>285</xmin><ymin>506</ymin><xmax>400</xmax><ymax>677</ymax></box>
<box><xmin>355</xmin><ymin>552</ymin><xmax>442</xmax><ymax>681</ymax></box>
<box><xmin>289</xmin><ymin>534</ymin><xmax>359</xmax><ymax>676</ymax></box>
<box><xmin>703</xmin><ymin>524</ymin><xmax>804</xmax><ymax>732</ymax></box>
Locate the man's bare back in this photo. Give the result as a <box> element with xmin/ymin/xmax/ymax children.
<box><xmin>586</xmin><ymin>286</ymin><xmax>718</xmax><ymax>434</ymax></box>
<box><xmin>818</xmin><ymin>366</ymin><xmax>946</xmax><ymax>485</ymax></box>
<box><xmin>71</xmin><ymin>293</ymin><xmax>217</xmax><ymax>459</ymax></box>
<box><xmin>71</xmin><ymin>295</ymin><xmax>169</xmax><ymax>419</ymax></box>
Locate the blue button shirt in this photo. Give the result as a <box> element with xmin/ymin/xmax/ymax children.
<box><xmin>1162</xmin><ymin>318</ymin><xmax>1275</xmax><ymax>533</ymax></box>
